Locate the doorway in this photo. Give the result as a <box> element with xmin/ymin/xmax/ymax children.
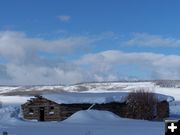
<box><xmin>39</xmin><ymin>107</ymin><xmax>45</xmax><ymax>121</ymax></box>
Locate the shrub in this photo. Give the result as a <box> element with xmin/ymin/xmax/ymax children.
<box><xmin>125</xmin><ymin>90</ymin><xmax>158</xmax><ymax>120</ymax></box>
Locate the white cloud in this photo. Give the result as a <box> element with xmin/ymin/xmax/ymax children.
<box><xmin>57</xmin><ymin>15</ymin><xmax>71</xmax><ymax>22</ymax></box>
<box><xmin>1</xmin><ymin>31</ymin><xmax>180</xmax><ymax>85</ymax></box>
<box><xmin>0</xmin><ymin>31</ymin><xmax>97</xmax><ymax>60</ymax></box>
<box><xmin>77</xmin><ymin>50</ymin><xmax>180</xmax><ymax>80</ymax></box>
<box><xmin>5</xmin><ymin>63</ymin><xmax>87</xmax><ymax>85</ymax></box>
<box><xmin>126</xmin><ymin>33</ymin><xmax>180</xmax><ymax>47</ymax></box>
<box><xmin>0</xmin><ymin>31</ymin><xmax>99</xmax><ymax>85</ymax></box>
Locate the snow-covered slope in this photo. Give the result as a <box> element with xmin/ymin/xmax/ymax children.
<box><xmin>154</xmin><ymin>87</ymin><xmax>180</xmax><ymax>100</ymax></box>
<box><xmin>63</xmin><ymin>110</ymin><xmax>121</xmax><ymax>123</ymax></box>
<box><xmin>0</xmin><ymin>81</ymin><xmax>178</xmax><ymax>100</ymax></box>
<box><xmin>0</xmin><ymin>82</ymin><xmax>155</xmax><ymax>95</ymax></box>
<box><xmin>0</xmin><ymin>107</ymin><xmax>164</xmax><ymax>135</ymax></box>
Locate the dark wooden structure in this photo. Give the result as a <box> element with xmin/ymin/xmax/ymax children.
<box><xmin>21</xmin><ymin>96</ymin><xmax>61</xmax><ymax>121</ymax></box>
<box><xmin>21</xmin><ymin>95</ymin><xmax>170</xmax><ymax>121</ymax></box>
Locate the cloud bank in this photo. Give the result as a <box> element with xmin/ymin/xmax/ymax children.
<box><xmin>0</xmin><ymin>31</ymin><xmax>180</xmax><ymax>85</ymax></box>
<box><xmin>0</xmin><ymin>31</ymin><xmax>97</xmax><ymax>85</ymax></box>
<box><xmin>78</xmin><ymin>50</ymin><xmax>180</xmax><ymax>80</ymax></box>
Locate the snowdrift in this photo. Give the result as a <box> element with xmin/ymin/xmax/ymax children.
<box><xmin>63</xmin><ymin>110</ymin><xmax>121</xmax><ymax>123</ymax></box>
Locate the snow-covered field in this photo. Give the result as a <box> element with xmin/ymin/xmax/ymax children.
<box><xmin>0</xmin><ymin>82</ymin><xmax>180</xmax><ymax>135</ymax></box>
<box><xmin>0</xmin><ymin>109</ymin><xmax>164</xmax><ymax>135</ymax></box>
<box><xmin>0</xmin><ymin>82</ymin><xmax>155</xmax><ymax>95</ymax></box>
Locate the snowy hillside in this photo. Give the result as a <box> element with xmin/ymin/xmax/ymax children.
<box><xmin>0</xmin><ymin>81</ymin><xmax>158</xmax><ymax>95</ymax></box>
<box><xmin>0</xmin><ymin>81</ymin><xmax>179</xmax><ymax>100</ymax></box>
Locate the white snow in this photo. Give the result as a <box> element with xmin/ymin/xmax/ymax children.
<box><xmin>0</xmin><ymin>82</ymin><xmax>155</xmax><ymax>94</ymax></box>
<box><xmin>63</xmin><ymin>110</ymin><xmax>122</xmax><ymax>123</ymax></box>
<box><xmin>154</xmin><ymin>87</ymin><xmax>180</xmax><ymax>101</ymax></box>
<box><xmin>43</xmin><ymin>92</ymin><xmax>174</xmax><ymax>104</ymax></box>
<box><xmin>0</xmin><ymin>96</ymin><xmax>30</xmax><ymax>105</ymax></box>
<box><xmin>0</xmin><ymin>86</ymin><xmax>21</xmax><ymax>94</ymax></box>
<box><xmin>0</xmin><ymin>82</ymin><xmax>179</xmax><ymax>135</ymax></box>
<box><xmin>44</xmin><ymin>92</ymin><xmax>127</xmax><ymax>104</ymax></box>
<box><xmin>0</xmin><ymin>107</ymin><xmax>164</xmax><ymax>135</ymax></box>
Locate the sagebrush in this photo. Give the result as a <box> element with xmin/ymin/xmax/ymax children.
<box><xmin>125</xmin><ymin>90</ymin><xmax>158</xmax><ymax>120</ymax></box>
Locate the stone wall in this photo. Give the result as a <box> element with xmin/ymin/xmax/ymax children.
<box><xmin>21</xmin><ymin>97</ymin><xmax>61</xmax><ymax>121</ymax></box>
<box><xmin>21</xmin><ymin>97</ymin><xmax>169</xmax><ymax>121</ymax></box>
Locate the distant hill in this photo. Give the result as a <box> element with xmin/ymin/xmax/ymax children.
<box><xmin>0</xmin><ymin>80</ymin><xmax>180</xmax><ymax>96</ymax></box>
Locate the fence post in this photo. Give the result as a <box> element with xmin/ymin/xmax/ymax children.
<box><xmin>2</xmin><ymin>131</ymin><xmax>8</xmax><ymax>135</ymax></box>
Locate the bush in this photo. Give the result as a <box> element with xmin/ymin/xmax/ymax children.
<box><xmin>125</xmin><ymin>90</ymin><xmax>158</xmax><ymax>120</ymax></box>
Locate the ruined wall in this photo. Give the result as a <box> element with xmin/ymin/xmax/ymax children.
<box><xmin>58</xmin><ymin>102</ymin><xmax>127</xmax><ymax>120</ymax></box>
<box><xmin>22</xmin><ymin>98</ymin><xmax>169</xmax><ymax>121</ymax></box>
<box><xmin>21</xmin><ymin>98</ymin><xmax>61</xmax><ymax>121</ymax></box>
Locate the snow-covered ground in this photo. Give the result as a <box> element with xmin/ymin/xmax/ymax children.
<box><xmin>0</xmin><ymin>108</ymin><xmax>164</xmax><ymax>135</ymax></box>
<box><xmin>0</xmin><ymin>82</ymin><xmax>180</xmax><ymax>135</ymax></box>
<box><xmin>0</xmin><ymin>82</ymin><xmax>155</xmax><ymax>94</ymax></box>
<box><xmin>0</xmin><ymin>81</ymin><xmax>179</xmax><ymax>99</ymax></box>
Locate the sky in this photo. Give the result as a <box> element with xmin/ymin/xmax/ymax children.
<box><xmin>0</xmin><ymin>0</ymin><xmax>180</xmax><ymax>85</ymax></box>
